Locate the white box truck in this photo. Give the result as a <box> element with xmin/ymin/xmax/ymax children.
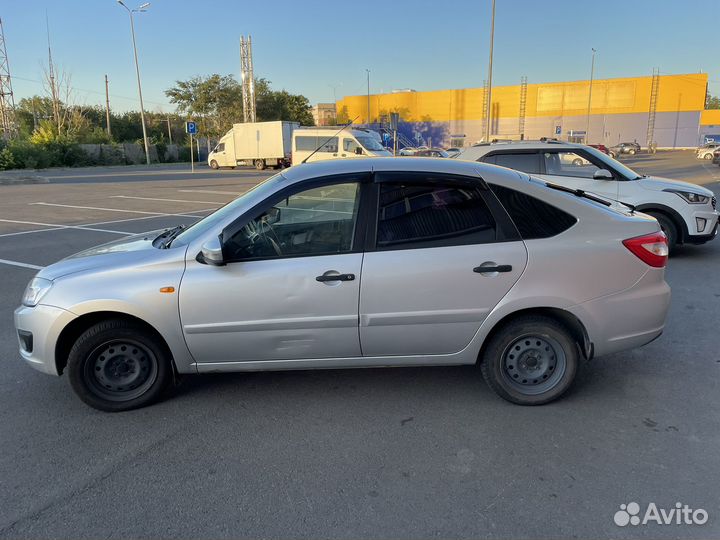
<box><xmin>208</xmin><ymin>120</ymin><xmax>299</xmax><ymax>170</ymax></box>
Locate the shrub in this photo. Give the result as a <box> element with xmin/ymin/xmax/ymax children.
<box><xmin>0</xmin><ymin>147</ymin><xmax>16</xmax><ymax>170</ymax></box>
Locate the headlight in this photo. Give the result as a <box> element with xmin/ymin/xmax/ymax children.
<box><xmin>663</xmin><ymin>189</ymin><xmax>710</xmax><ymax>205</ymax></box>
<box><xmin>22</xmin><ymin>277</ymin><xmax>53</xmax><ymax>307</ymax></box>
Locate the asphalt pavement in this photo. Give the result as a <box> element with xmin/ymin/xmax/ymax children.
<box><xmin>0</xmin><ymin>153</ymin><xmax>718</xmax><ymax>539</ymax></box>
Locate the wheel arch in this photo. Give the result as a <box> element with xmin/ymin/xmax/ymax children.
<box><xmin>476</xmin><ymin>307</ymin><xmax>592</xmax><ymax>364</ymax></box>
<box><xmin>55</xmin><ymin>311</ymin><xmax>174</xmax><ymax>376</ymax></box>
<box><xmin>634</xmin><ymin>203</ymin><xmax>688</xmax><ymax>244</ymax></box>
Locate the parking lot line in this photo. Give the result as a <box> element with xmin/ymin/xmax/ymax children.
<box><xmin>0</xmin><ymin>219</ymin><xmax>130</xmax><ymax>236</ymax></box>
<box><xmin>0</xmin><ymin>258</ymin><xmax>44</xmax><ymax>270</ymax></box>
<box><xmin>178</xmin><ymin>189</ymin><xmax>244</xmax><ymax>195</ymax></box>
<box><xmin>110</xmin><ymin>195</ymin><xmax>225</xmax><ymax>205</ymax></box>
<box><xmin>29</xmin><ymin>202</ymin><xmax>216</xmax><ymax>217</ymax></box>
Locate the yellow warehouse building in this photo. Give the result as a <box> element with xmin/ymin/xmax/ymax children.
<box><xmin>336</xmin><ymin>73</ymin><xmax>719</xmax><ymax>149</ymax></box>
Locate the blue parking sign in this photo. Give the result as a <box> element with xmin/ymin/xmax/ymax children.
<box><xmin>185</xmin><ymin>121</ymin><xmax>198</xmax><ymax>135</ymax></box>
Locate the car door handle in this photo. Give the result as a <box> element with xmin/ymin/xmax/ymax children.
<box><xmin>473</xmin><ymin>264</ymin><xmax>512</xmax><ymax>273</ymax></box>
<box><xmin>316</xmin><ymin>273</ymin><xmax>355</xmax><ymax>282</ymax></box>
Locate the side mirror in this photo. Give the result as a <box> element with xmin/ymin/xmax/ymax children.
<box><xmin>262</xmin><ymin>206</ymin><xmax>281</xmax><ymax>225</ymax></box>
<box><xmin>200</xmin><ymin>236</ymin><xmax>225</xmax><ymax>266</ymax></box>
<box><xmin>593</xmin><ymin>169</ymin><xmax>614</xmax><ymax>180</ymax></box>
<box><xmin>355</xmin><ymin>147</ymin><xmax>363</xmax><ymax>155</ymax></box>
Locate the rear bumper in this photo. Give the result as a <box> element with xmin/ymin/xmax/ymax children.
<box><xmin>14</xmin><ymin>304</ymin><xmax>76</xmax><ymax>376</ymax></box>
<box><xmin>568</xmin><ymin>270</ymin><xmax>671</xmax><ymax>358</ymax></box>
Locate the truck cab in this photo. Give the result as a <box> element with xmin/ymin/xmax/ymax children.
<box><xmin>292</xmin><ymin>128</ymin><xmax>392</xmax><ymax>163</ymax></box>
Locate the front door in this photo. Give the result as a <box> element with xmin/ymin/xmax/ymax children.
<box><xmin>538</xmin><ymin>149</ymin><xmax>624</xmax><ymax>200</ymax></box>
<box><xmin>359</xmin><ymin>174</ymin><xmax>528</xmax><ymax>357</ymax></box>
<box><xmin>179</xmin><ymin>177</ymin><xmax>365</xmax><ymax>364</ymax></box>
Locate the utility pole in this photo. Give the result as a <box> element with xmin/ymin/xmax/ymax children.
<box><xmin>0</xmin><ymin>17</ymin><xmax>17</xmax><ymax>140</ymax></box>
<box><xmin>117</xmin><ymin>1</ymin><xmax>151</xmax><ymax>165</ymax></box>
<box><xmin>585</xmin><ymin>48</ymin><xmax>596</xmax><ymax>143</ymax></box>
<box><xmin>485</xmin><ymin>0</ymin><xmax>496</xmax><ymax>141</ymax></box>
<box><xmin>104</xmin><ymin>74</ymin><xmax>112</xmax><ymax>138</ymax></box>
<box><xmin>46</xmin><ymin>13</ymin><xmax>61</xmax><ymax>132</ymax></box>
<box><xmin>366</xmin><ymin>69</ymin><xmax>371</xmax><ymax>124</ymax></box>
<box><xmin>240</xmin><ymin>35</ymin><xmax>257</xmax><ymax>122</ymax></box>
<box><xmin>166</xmin><ymin>117</ymin><xmax>172</xmax><ymax>144</ymax></box>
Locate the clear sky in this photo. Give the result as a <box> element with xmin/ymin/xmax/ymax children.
<box><xmin>3</xmin><ymin>0</ymin><xmax>719</xmax><ymax>113</ymax></box>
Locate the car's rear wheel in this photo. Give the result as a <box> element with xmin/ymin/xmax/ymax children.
<box><xmin>67</xmin><ymin>319</ymin><xmax>172</xmax><ymax>412</ymax></box>
<box><xmin>628</xmin><ymin>149</ymin><xmax>636</xmax><ymax>155</ymax></box>
<box><xmin>572</xmin><ymin>158</ymin><xmax>583</xmax><ymax>166</ymax></box>
<box><xmin>646</xmin><ymin>211</ymin><xmax>678</xmax><ymax>253</ymax></box>
<box><xmin>703</xmin><ymin>153</ymin><xmax>713</xmax><ymax>160</ymax></box>
<box><xmin>254</xmin><ymin>159</ymin><xmax>266</xmax><ymax>170</ymax></box>
<box><xmin>480</xmin><ymin>315</ymin><xmax>578</xmax><ymax>405</ymax></box>
<box><xmin>209</xmin><ymin>160</ymin><xmax>219</xmax><ymax>169</ymax></box>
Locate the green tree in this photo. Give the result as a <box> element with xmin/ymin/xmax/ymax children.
<box><xmin>707</xmin><ymin>94</ymin><xmax>720</xmax><ymax>110</ymax></box>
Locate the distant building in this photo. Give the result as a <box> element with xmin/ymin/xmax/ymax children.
<box><xmin>336</xmin><ymin>73</ymin><xmax>718</xmax><ymax>148</ymax></box>
<box><xmin>312</xmin><ymin>103</ymin><xmax>337</xmax><ymax>126</ymax></box>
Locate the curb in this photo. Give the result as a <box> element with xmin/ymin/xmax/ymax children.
<box><xmin>0</xmin><ymin>174</ymin><xmax>50</xmax><ymax>185</ymax></box>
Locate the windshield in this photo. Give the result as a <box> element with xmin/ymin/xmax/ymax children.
<box><xmin>356</xmin><ymin>136</ymin><xmax>384</xmax><ymax>151</ymax></box>
<box><xmin>170</xmin><ymin>173</ymin><xmax>285</xmax><ymax>247</ymax></box>
<box><xmin>583</xmin><ymin>146</ymin><xmax>643</xmax><ymax>180</ymax></box>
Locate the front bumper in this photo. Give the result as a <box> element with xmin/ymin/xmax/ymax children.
<box><xmin>14</xmin><ymin>304</ymin><xmax>77</xmax><ymax>376</ymax></box>
<box><xmin>685</xmin><ymin>211</ymin><xmax>719</xmax><ymax>244</ymax></box>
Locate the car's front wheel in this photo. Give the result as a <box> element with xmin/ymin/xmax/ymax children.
<box><xmin>209</xmin><ymin>160</ymin><xmax>219</xmax><ymax>169</ymax></box>
<box><xmin>67</xmin><ymin>319</ymin><xmax>172</xmax><ymax>412</ymax></box>
<box><xmin>645</xmin><ymin>211</ymin><xmax>678</xmax><ymax>253</ymax></box>
<box><xmin>480</xmin><ymin>315</ymin><xmax>579</xmax><ymax>405</ymax></box>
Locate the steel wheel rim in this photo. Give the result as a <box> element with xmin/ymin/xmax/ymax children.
<box><xmin>501</xmin><ymin>334</ymin><xmax>567</xmax><ymax>395</ymax></box>
<box><xmin>84</xmin><ymin>339</ymin><xmax>158</xmax><ymax>402</ymax></box>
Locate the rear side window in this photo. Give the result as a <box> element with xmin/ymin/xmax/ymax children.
<box><xmin>482</xmin><ymin>152</ymin><xmax>541</xmax><ymax>174</ymax></box>
<box><xmin>377</xmin><ymin>182</ymin><xmax>496</xmax><ymax>249</ymax></box>
<box><xmin>489</xmin><ymin>184</ymin><xmax>576</xmax><ymax>239</ymax></box>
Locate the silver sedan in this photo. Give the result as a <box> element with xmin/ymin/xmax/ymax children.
<box><xmin>15</xmin><ymin>158</ymin><xmax>671</xmax><ymax>411</ymax></box>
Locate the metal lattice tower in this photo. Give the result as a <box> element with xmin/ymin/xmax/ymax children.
<box><xmin>518</xmin><ymin>76</ymin><xmax>528</xmax><ymax>140</ymax></box>
<box><xmin>0</xmin><ymin>18</ymin><xmax>17</xmax><ymax>140</ymax></box>
<box><xmin>481</xmin><ymin>79</ymin><xmax>489</xmax><ymax>141</ymax></box>
<box><xmin>646</xmin><ymin>67</ymin><xmax>660</xmax><ymax>147</ymax></box>
<box><xmin>240</xmin><ymin>35</ymin><xmax>256</xmax><ymax>123</ymax></box>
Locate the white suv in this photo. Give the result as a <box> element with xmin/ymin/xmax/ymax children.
<box><xmin>456</xmin><ymin>141</ymin><xmax>718</xmax><ymax>250</ymax></box>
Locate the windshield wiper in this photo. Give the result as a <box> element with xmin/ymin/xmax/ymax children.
<box><xmin>544</xmin><ymin>182</ymin><xmax>611</xmax><ymax>207</ymax></box>
<box><xmin>153</xmin><ymin>225</ymin><xmax>186</xmax><ymax>249</ymax></box>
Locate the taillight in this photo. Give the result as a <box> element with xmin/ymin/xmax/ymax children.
<box><xmin>622</xmin><ymin>231</ymin><xmax>668</xmax><ymax>268</ymax></box>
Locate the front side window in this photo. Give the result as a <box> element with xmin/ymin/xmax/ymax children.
<box><xmin>343</xmin><ymin>138</ymin><xmax>361</xmax><ymax>153</ymax></box>
<box><xmin>356</xmin><ymin>136</ymin><xmax>384</xmax><ymax>151</ymax></box>
<box><xmin>224</xmin><ymin>182</ymin><xmax>360</xmax><ymax>261</ymax></box>
<box><xmin>543</xmin><ymin>151</ymin><xmax>602</xmax><ymax>179</ymax></box>
<box><xmin>376</xmin><ymin>182</ymin><xmax>496</xmax><ymax>249</ymax></box>
<box><xmin>483</xmin><ymin>152</ymin><xmax>541</xmax><ymax>174</ymax></box>
<box><xmin>215</xmin><ymin>143</ymin><xmax>225</xmax><ymax>152</ymax></box>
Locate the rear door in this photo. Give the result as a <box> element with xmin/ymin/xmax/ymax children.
<box><xmin>358</xmin><ymin>172</ymin><xmax>528</xmax><ymax>357</ymax></box>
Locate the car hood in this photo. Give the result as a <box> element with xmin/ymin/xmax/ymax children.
<box><xmin>637</xmin><ymin>176</ymin><xmax>714</xmax><ymax>197</ymax></box>
<box><xmin>37</xmin><ymin>229</ymin><xmax>168</xmax><ymax>281</ymax></box>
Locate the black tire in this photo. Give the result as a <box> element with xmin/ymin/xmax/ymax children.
<box><xmin>572</xmin><ymin>158</ymin><xmax>583</xmax><ymax>166</ymax></box>
<box><xmin>646</xmin><ymin>211</ymin><xmax>678</xmax><ymax>253</ymax></box>
<box><xmin>628</xmin><ymin>149</ymin><xmax>636</xmax><ymax>155</ymax></box>
<box><xmin>480</xmin><ymin>315</ymin><xmax>579</xmax><ymax>405</ymax></box>
<box><xmin>254</xmin><ymin>159</ymin><xmax>266</xmax><ymax>171</ymax></box>
<box><xmin>67</xmin><ymin>319</ymin><xmax>172</xmax><ymax>412</ymax></box>
<box><xmin>703</xmin><ymin>153</ymin><xmax>713</xmax><ymax>160</ymax></box>
<box><xmin>209</xmin><ymin>160</ymin><xmax>219</xmax><ymax>170</ymax></box>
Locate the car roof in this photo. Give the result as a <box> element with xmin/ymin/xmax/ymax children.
<box><xmin>281</xmin><ymin>156</ymin><xmax>520</xmax><ymax>186</ymax></box>
<box><xmin>455</xmin><ymin>140</ymin><xmax>587</xmax><ymax>161</ymax></box>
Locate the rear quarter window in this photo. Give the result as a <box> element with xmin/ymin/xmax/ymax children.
<box><xmin>489</xmin><ymin>183</ymin><xmax>577</xmax><ymax>239</ymax></box>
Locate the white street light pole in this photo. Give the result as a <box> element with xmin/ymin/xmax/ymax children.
<box><xmin>585</xmin><ymin>48</ymin><xmax>596</xmax><ymax>143</ymax></box>
<box><xmin>117</xmin><ymin>1</ymin><xmax>151</xmax><ymax>165</ymax></box>
<box><xmin>485</xmin><ymin>0</ymin><xmax>496</xmax><ymax>141</ymax></box>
